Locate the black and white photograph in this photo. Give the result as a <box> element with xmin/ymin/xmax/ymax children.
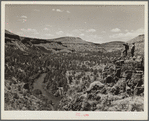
<box><xmin>1</xmin><ymin>1</ymin><xmax>148</xmax><ymax>120</ymax></box>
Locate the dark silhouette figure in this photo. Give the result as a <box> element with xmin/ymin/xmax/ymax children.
<box><xmin>123</xmin><ymin>43</ymin><xmax>129</xmax><ymax>57</ymax></box>
<box><xmin>131</xmin><ymin>43</ymin><xmax>135</xmax><ymax>57</ymax></box>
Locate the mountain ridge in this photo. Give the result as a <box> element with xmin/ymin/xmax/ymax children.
<box><xmin>5</xmin><ymin>30</ymin><xmax>105</xmax><ymax>53</ymax></box>
<box><xmin>5</xmin><ymin>30</ymin><xmax>144</xmax><ymax>55</ymax></box>
<box><xmin>100</xmin><ymin>41</ymin><xmax>125</xmax><ymax>52</ymax></box>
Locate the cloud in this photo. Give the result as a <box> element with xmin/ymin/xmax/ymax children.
<box><xmin>72</xmin><ymin>30</ymin><xmax>103</xmax><ymax>43</ymax></box>
<box><xmin>80</xmin><ymin>33</ymin><xmax>85</xmax><ymax>36</ymax></box>
<box><xmin>52</xmin><ymin>9</ymin><xmax>63</xmax><ymax>12</ymax></box>
<box><xmin>72</xmin><ymin>29</ymin><xmax>85</xmax><ymax>33</ymax></box>
<box><xmin>45</xmin><ymin>34</ymin><xmax>53</xmax><ymax>36</ymax></box>
<box><xmin>101</xmin><ymin>31</ymin><xmax>106</xmax><ymax>34</ymax></box>
<box><xmin>109</xmin><ymin>28</ymin><xmax>144</xmax><ymax>41</ymax></box>
<box><xmin>34</xmin><ymin>9</ymin><xmax>40</xmax><ymax>12</ymax></box>
<box><xmin>56</xmin><ymin>9</ymin><xmax>63</xmax><ymax>12</ymax></box>
<box><xmin>21</xmin><ymin>28</ymin><xmax>36</xmax><ymax>32</ymax></box>
<box><xmin>43</xmin><ymin>27</ymin><xmax>49</xmax><ymax>31</ymax></box>
<box><xmin>34</xmin><ymin>32</ymin><xmax>39</xmax><ymax>35</ymax></box>
<box><xmin>87</xmin><ymin>34</ymin><xmax>102</xmax><ymax>39</ymax></box>
<box><xmin>46</xmin><ymin>25</ymin><xmax>52</xmax><ymax>27</ymax></box>
<box><xmin>135</xmin><ymin>28</ymin><xmax>144</xmax><ymax>33</ymax></box>
<box><xmin>22</xmin><ymin>19</ymin><xmax>27</xmax><ymax>23</ymax></box>
<box><xmin>111</xmin><ymin>28</ymin><xmax>121</xmax><ymax>32</ymax></box>
<box><xmin>52</xmin><ymin>9</ymin><xmax>70</xmax><ymax>13</ymax></box>
<box><xmin>66</xmin><ymin>10</ymin><xmax>70</xmax><ymax>13</ymax></box>
<box><xmin>125</xmin><ymin>29</ymin><xmax>129</xmax><ymax>32</ymax></box>
<box><xmin>66</xmin><ymin>33</ymin><xmax>73</xmax><ymax>36</ymax></box>
<box><xmin>56</xmin><ymin>31</ymin><xmax>64</xmax><ymax>35</ymax></box>
<box><xmin>18</xmin><ymin>19</ymin><xmax>27</xmax><ymax>23</ymax></box>
<box><xmin>21</xmin><ymin>15</ymin><xmax>27</xmax><ymax>19</ymax></box>
<box><xmin>21</xmin><ymin>28</ymin><xmax>39</xmax><ymax>34</ymax></box>
<box><xmin>84</xmin><ymin>34</ymin><xmax>103</xmax><ymax>43</ymax></box>
<box><xmin>18</xmin><ymin>16</ymin><xmax>27</xmax><ymax>23</ymax></box>
<box><xmin>86</xmin><ymin>29</ymin><xmax>96</xmax><ymax>33</ymax></box>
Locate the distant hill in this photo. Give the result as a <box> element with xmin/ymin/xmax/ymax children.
<box><xmin>5</xmin><ymin>30</ymin><xmax>105</xmax><ymax>53</ymax></box>
<box><xmin>5</xmin><ymin>30</ymin><xmax>20</xmax><ymax>42</ymax></box>
<box><xmin>127</xmin><ymin>34</ymin><xmax>144</xmax><ymax>56</ymax></box>
<box><xmin>48</xmin><ymin>36</ymin><xmax>87</xmax><ymax>44</ymax></box>
<box><xmin>5</xmin><ymin>30</ymin><xmax>144</xmax><ymax>55</ymax></box>
<box><xmin>100</xmin><ymin>41</ymin><xmax>125</xmax><ymax>52</ymax></box>
<box><xmin>127</xmin><ymin>34</ymin><xmax>144</xmax><ymax>43</ymax></box>
<box><xmin>100</xmin><ymin>34</ymin><xmax>144</xmax><ymax>56</ymax></box>
<box><xmin>5</xmin><ymin>30</ymin><xmax>17</xmax><ymax>35</ymax></box>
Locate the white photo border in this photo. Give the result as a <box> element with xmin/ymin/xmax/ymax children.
<box><xmin>1</xmin><ymin>1</ymin><xmax>148</xmax><ymax>120</ymax></box>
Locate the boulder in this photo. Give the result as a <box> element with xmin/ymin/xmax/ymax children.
<box><xmin>105</xmin><ymin>75</ymin><xmax>113</xmax><ymax>83</ymax></box>
<box><xmin>111</xmin><ymin>86</ymin><xmax>120</xmax><ymax>95</ymax></box>
<box><xmin>11</xmin><ymin>77</ymin><xmax>17</xmax><ymax>84</ymax></box>
<box><xmin>23</xmin><ymin>83</ymin><xmax>30</xmax><ymax>90</ymax></box>
<box><xmin>86</xmin><ymin>81</ymin><xmax>104</xmax><ymax>93</ymax></box>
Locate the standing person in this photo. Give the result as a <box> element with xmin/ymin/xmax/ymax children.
<box><xmin>123</xmin><ymin>43</ymin><xmax>129</xmax><ymax>57</ymax></box>
<box><xmin>131</xmin><ymin>43</ymin><xmax>135</xmax><ymax>57</ymax></box>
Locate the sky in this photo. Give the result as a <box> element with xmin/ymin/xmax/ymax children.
<box><xmin>5</xmin><ymin>4</ymin><xmax>145</xmax><ymax>43</ymax></box>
